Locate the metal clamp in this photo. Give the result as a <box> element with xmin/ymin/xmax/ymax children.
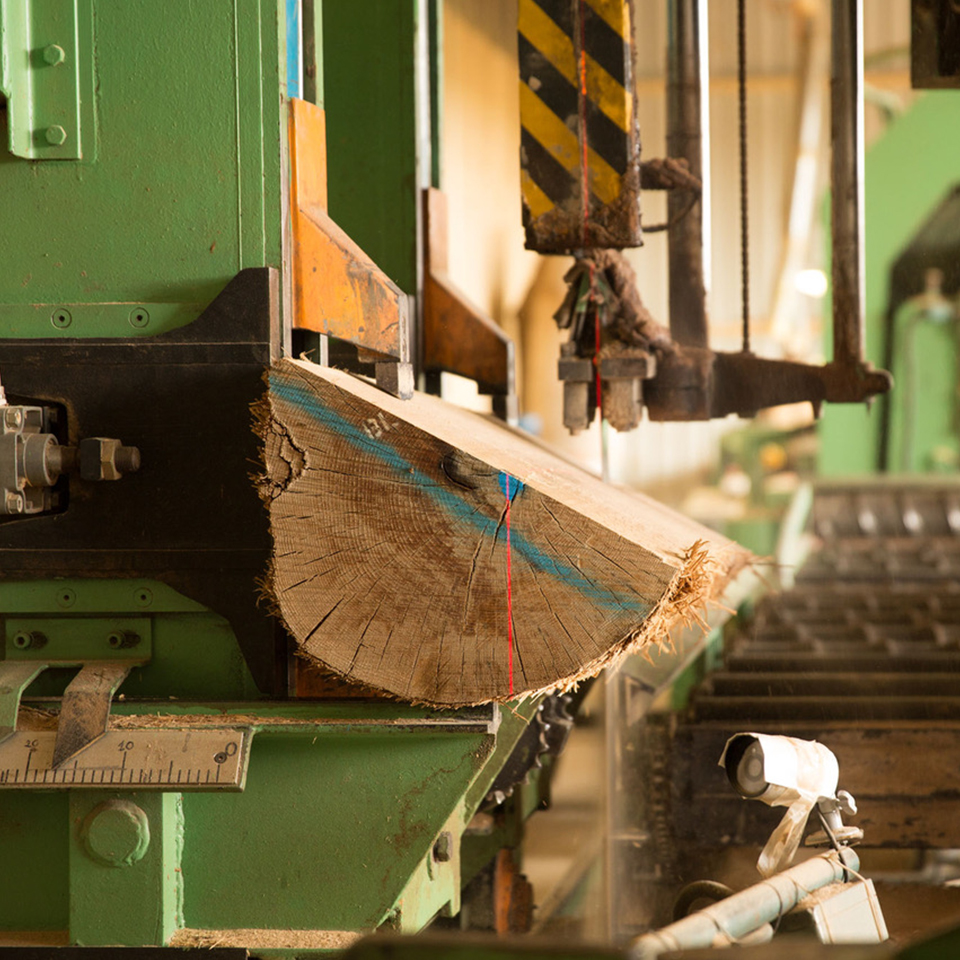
<box><xmin>0</xmin><ymin>379</ymin><xmax>140</xmax><ymax>516</ymax></box>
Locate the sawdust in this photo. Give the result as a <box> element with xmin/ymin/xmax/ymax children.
<box><xmin>169</xmin><ymin>928</ymin><xmax>364</xmax><ymax>950</ymax></box>
<box><xmin>14</xmin><ymin>706</ymin><xmax>487</xmax><ymax>730</ymax></box>
<box><xmin>16</xmin><ymin>707</ymin><xmax>58</xmax><ymax>731</ymax></box>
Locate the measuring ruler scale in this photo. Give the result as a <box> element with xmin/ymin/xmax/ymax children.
<box><xmin>0</xmin><ymin>727</ymin><xmax>252</xmax><ymax>790</ymax></box>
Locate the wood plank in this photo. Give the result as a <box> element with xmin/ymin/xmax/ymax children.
<box><xmin>260</xmin><ymin>359</ymin><xmax>748</xmax><ymax>705</ymax></box>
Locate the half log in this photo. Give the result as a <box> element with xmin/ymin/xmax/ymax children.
<box><xmin>260</xmin><ymin>358</ymin><xmax>749</xmax><ymax>705</ymax></box>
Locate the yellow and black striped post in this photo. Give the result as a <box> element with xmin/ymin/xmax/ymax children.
<box><xmin>518</xmin><ymin>0</ymin><xmax>641</xmax><ymax>253</ymax></box>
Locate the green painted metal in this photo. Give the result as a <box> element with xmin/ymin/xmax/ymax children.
<box><xmin>323</xmin><ymin>0</ymin><xmax>421</xmax><ymax>294</ymax></box>
<box><xmin>69</xmin><ymin>791</ymin><xmax>183</xmax><ymax>945</ymax></box>
<box><xmin>0</xmin><ymin>699</ymin><xmax>540</xmax><ymax>942</ymax></box>
<box><xmin>819</xmin><ymin>92</ymin><xmax>960</xmax><ymax>475</ymax></box>
<box><xmin>5</xmin><ymin>616</ymin><xmax>152</xmax><ymax>661</ymax></box>
<box><xmin>0</xmin><ymin>790</ymin><xmax>69</xmax><ymax>931</ymax></box>
<box><xmin>0</xmin><ymin>579</ymin><xmax>260</xmax><ymax>700</ymax></box>
<box><xmin>884</xmin><ymin>301</ymin><xmax>960</xmax><ymax>473</ymax></box>
<box><xmin>0</xmin><ymin>0</ymin><xmax>95</xmax><ymax>161</ymax></box>
<box><xmin>0</xmin><ymin>2</ymin><xmax>554</xmax><ymax>947</ymax></box>
<box><xmin>0</xmin><ymin>0</ymin><xmax>286</xmax><ymax>338</ymax></box>
<box><xmin>428</xmin><ymin>0</ymin><xmax>442</xmax><ymax>190</ymax></box>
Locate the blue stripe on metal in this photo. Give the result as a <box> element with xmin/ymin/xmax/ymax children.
<box><xmin>286</xmin><ymin>0</ymin><xmax>301</xmax><ymax>99</ymax></box>
<box><xmin>270</xmin><ymin>373</ymin><xmax>648</xmax><ymax>615</ymax></box>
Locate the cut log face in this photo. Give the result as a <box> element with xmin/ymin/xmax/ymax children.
<box><xmin>260</xmin><ymin>359</ymin><xmax>748</xmax><ymax>705</ymax></box>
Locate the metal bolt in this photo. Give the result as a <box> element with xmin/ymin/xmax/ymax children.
<box><xmin>56</xmin><ymin>588</ymin><xmax>76</xmax><ymax>608</ymax></box>
<box><xmin>4</xmin><ymin>492</ymin><xmax>24</xmax><ymax>514</ymax></box>
<box><xmin>107</xmin><ymin>630</ymin><xmax>141</xmax><ymax>650</ymax></box>
<box><xmin>51</xmin><ymin>309</ymin><xmax>72</xmax><ymax>329</ymax></box>
<box><xmin>12</xmin><ymin>630</ymin><xmax>47</xmax><ymax>650</ymax></box>
<box><xmin>44</xmin><ymin>125</ymin><xmax>67</xmax><ymax>146</ymax></box>
<box><xmin>81</xmin><ymin>800</ymin><xmax>151</xmax><ymax>867</ymax></box>
<box><xmin>114</xmin><ymin>445</ymin><xmax>141</xmax><ymax>473</ymax></box>
<box><xmin>42</xmin><ymin>44</ymin><xmax>66</xmax><ymax>65</ymax></box>
<box><xmin>3</xmin><ymin>407</ymin><xmax>23</xmax><ymax>429</ymax></box>
<box><xmin>128</xmin><ymin>308</ymin><xmax>150</xmax><ymax>329</ymax></box>
<box><xmin>432</xmin><ymin>832</ymin><xmax>453</xmax><ymax>863</ymax></box>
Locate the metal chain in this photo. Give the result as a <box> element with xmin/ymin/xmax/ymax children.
<box><xmin>739</xmin><ymin>0</ymin><xmax>750</xmax><ymax>353</ymax></box>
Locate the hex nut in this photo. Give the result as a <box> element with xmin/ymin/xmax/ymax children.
<box><xmin>45</xmin><ymin>125</ymin><xmax>67</xmax><ymax>146</ymax></box>
<box><xmin>79</xmin><ymin>437</ymin><xmax>141</xmax><ymax>481</ymax></box>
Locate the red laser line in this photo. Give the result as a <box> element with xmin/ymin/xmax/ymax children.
<box><xmin>577</xmin><ymin>2</ymin><xmax>590</xmax><ymax>248</ymax></box>
<box><xmin>505</xmin><ymin>487</ymin><xmax>514</xmax><ymax>695</ymax></box>
<box><xmin>578</xmin><ymin>2</ymin><xmax>603</xmax><ymax>430</ymax></box>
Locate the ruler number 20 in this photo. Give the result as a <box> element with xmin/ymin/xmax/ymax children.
<box><xmin>214</xmin><ymin>741</ymin><xmax>238</xmax><ymax>765</ymax></box>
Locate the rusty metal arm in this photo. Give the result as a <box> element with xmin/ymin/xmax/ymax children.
<box><xmin>643</xmin><ymin>0</ymin><xmax>891</xmax><ymax>423</ymax></box>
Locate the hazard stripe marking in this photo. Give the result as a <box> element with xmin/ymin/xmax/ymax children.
<box><xmin>519</xmin><ymin>82</ymin><xmax>620</xmax><ymax>206</ymax></box>
<box><xmin>582</xmin><ymin>4</ymin><xmax>626</xmax><ymax>87</ymax></box>
<box><xmin>518</xmin><ymin>0</ymin><xmax>640</xmax><ymax>249</ymax></box>
<box><xmin>518</xmin><ymin>33</ymin><xmax>628</xmax><ymax>174</ymax></box>
<box><xmin>521</xmin><ymin>128</ymin><xmax>577</xmax><ymax>207</ymax></box>
<box><xmin>519</xmin><ymin>0</ymin><xmax>630</xmax><ymax>133</ymax></box>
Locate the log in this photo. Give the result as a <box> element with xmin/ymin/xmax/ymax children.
<box><xmin>259</xmin><ymin>359</ymin><xmax>749</xmax><ymax>705</ymax></box>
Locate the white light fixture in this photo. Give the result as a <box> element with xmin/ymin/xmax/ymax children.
<box><xmin>794</xmin><ymin>268</ymin><xmax>829</xmax><ymax>299</ymax></box>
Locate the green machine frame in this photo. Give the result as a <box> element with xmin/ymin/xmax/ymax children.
<box><xmin>0</xmin><ymin>0</ymin><xmax>545</xmax><ymax>948</ymax></box>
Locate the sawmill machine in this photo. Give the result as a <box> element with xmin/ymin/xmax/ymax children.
<box><xmin>0</xmin><ymin>0</ymin><xmax>941</xmax><ymax>953</ymax></box>
<box><xmin>0</xmin><ymin>0</ymin><xmax>580</xmax><ymax>947</ymax></box>
<box><xmin>0</xmin><ymin>0</ymin><xmax>750</xmax><ymax>949</ymax></box>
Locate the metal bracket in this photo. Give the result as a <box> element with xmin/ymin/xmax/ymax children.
<box><xmin>0</xmin><ymin>0</ymin><xmax>94</xmax><ymax>160</ymax></box>
<box><xmin>0</xmin><ymin>616</ymin><xmax>150</xmax><ymax>761</ymax></box>
<box><xmin>0</xmin><ymin>384</ymin><xmax>141</xmax><ymax>516</ymax></box>
<box><xmin>423</xmin><ymin>188</ymin><xmax>518</xmax><ymax>421</ymax></box>
<box><xmin>288</xmin><ymin>98</ymin><xmax>414</xmax><ymax>399</ymax></box>
<box><xmin>52</xmin><ymin>661</ymin><xmax>130</xmax><ymax>767</ymax></box>
<box><xmin>0</xmin><ymin>660</ymin><xmax>48</xmax><ymax>742</ymax></box>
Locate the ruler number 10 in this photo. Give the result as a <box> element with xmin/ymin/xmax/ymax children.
<box><xmin>214</xmin><ymin>741</ymin><xmax>238</xmax><ymax>765</ymax></box>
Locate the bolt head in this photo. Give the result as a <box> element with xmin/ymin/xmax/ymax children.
<box><xmin>432</xmin><ymin>832</ymin><xmax>453</xmax><ymax>863</ymax></box>
<box><xmin>81</xmin><ymin>800</ymin><xmax>151</xmax><ymax>867</ymax></box>
<box><xmin>44</xmin><ymin>125</ymin><xmax>67</xmax><ymax>146</ymax></box>
<box><xmin>3</xmin><ymin>407</ymin><xmax>23</xmax><ymax>429</ymax></box>
<box><xmin>5</xmin><ymin>493</ymin><xmax>24</xmax><ymax>514</ymax></box>
<box><xmin>43</xmin><ymin>44</ymin><xmax>66</xmax><ymax>65</ymax></box>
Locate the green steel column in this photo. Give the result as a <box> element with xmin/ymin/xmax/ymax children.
<box><xmin>322</xmin><ymin>0</ymin><xmax>424</xmax><ymax>296</ymax></box>
<box><xmin>818</xmin><ymin>93</ymin><xmax>960</xmax><ymax>475</ymax></box>
<box><xmin>69</xmin><ymin>791</ymin><xmax>183</xmax><ymax>946</ymax></box>
<box><xmin>0</xmin><ymin>0</ymin><xmax>286</xmax><ymax>339</ymax></box>
<box><xmin>303</xmin><ymin>0</ymin><xmax>325</xmax><ymax>107</ymax></box>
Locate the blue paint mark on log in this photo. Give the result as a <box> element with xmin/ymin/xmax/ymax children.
<box><xmin>269</xmin><ymin>373</ymin><xmax>649</xmax><ymax>615</ymax></box>
<box><xmin>499</xmin><ymin>472</ymin><xmax>525</xmax><ymax>499</ymax></box>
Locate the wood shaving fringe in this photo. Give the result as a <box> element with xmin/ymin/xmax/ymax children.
<box><xmin>531</xmin><ymin>537</ymin><xmax>733</xmax><ymax>697</ymax></box>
